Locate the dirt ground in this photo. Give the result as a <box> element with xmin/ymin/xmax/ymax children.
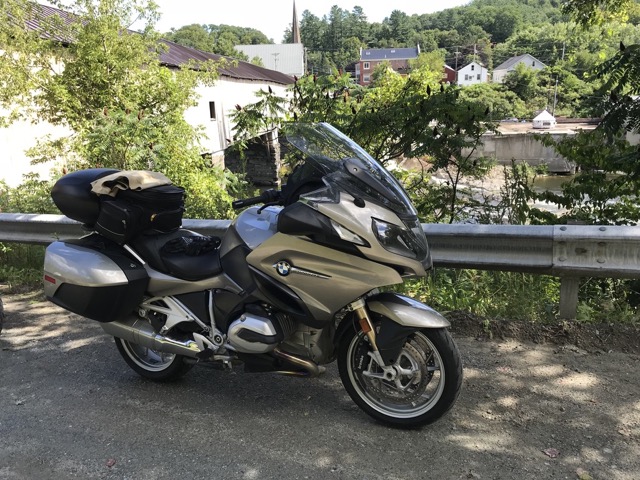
<box><xmin>1</xmin><ymin>291</ymin><xmax>639</xmax><ymax>480</ymax></box>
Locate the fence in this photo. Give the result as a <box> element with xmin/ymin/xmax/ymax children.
<box><xmin>2</xmin><ymin>213</ymin><xmax>640</xmax><ymax>319</ymax></box>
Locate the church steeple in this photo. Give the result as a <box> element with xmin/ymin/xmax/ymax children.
<box><xmin>292</xmin><ymin>0</ymin><xmax>301</xmax><ymax>43</ymax></box>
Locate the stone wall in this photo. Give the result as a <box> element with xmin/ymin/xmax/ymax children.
<box><xmin>224</xmin><ymin>132</ymin><xmax>281</xmax><ymax>187</ymax></box>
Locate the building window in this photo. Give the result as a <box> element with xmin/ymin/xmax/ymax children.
<box><xmin>465</xmin><ymin>74</ymin><xmax>469</xmax><ymax>81</ymax></box>
<box><xmin>363</xmin><ymin>62</ymin><xmax>370</xmax><ymax>70</ymax></box>
<box><xmin>477</xmin><ymin>74</ymin><xmax>481</xmax><ymax>80</ymax></box>
<box><xmin>363</xmin><ymin>75</ymin><xmax>370</xmax><ymax>83</ymax></box>
<box><xmin>209</xmin><ymin>101</ymin><xmax>216</xmax><ymax>120</ymax></box>
<box><xmin>532</xmin><ymin>61</ymin><xmax>536</xmax><ymax>66</ymax></box>
<box><xmin>471</xmin><ymin>64</ymin><xmax>475</xmax><ymax>71</ymax></box>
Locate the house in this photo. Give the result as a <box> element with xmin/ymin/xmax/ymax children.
<box><xmin>493</xmin><ymin>54</ymin><xmax>546</xmax><ymax>83</ymax></box>
<box><xmin>457</xmin><ymin>62</ymin><xmax>488</xmax><ymax>86</ymax></box>
<box><xmin>1</xmin><ymin>4</ymin><xmax>294</xmax><ymax>185</ymax></box>
<box><xmin>355</xmin><ymin>46</ymin><xmax>420</xmax><ymax>86</ymax></box>
<box><xmin>532</xmin><ymin>110</ymin><xmax>557</xmax><ymax>129</ymax></box>
<box><xmin>234</xmin><ymin>43</ymin><xmax>305</xmax><ymax>77</ymax></box>
<box><xmin>443</xmin><ymin>64</ymin><xmax>456</xmax><ymax>84</ymax></box>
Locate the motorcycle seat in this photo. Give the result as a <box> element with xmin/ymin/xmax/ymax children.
<box><xmin>131</xmin><ymin>229</ymin><xmax>222</xmax><ymax>281</ymax></box>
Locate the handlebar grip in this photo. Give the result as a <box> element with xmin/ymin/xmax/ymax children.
<box><xmin>232</xmin><ymin>189</ymin><xmax>281</xmax><ymax>210</ymax></box>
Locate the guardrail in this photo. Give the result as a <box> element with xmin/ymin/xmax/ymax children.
<box><xmin>2</xmin><ymin>213</ymin><xmax>640</xmax><ymax>319</ymax></box>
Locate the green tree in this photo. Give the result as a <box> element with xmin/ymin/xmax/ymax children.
<box><xmin>0</xmin><ymin>0</ymin><xmax>237</xmax><ymax>218</ymax></box>
<box><xmin>537</xmin><ymin>0</ymin><xmax>640</xmax><ymax>224</ymax></box>
<box><xmin>164</xmin><ymin>23</ymin><xmax>271</xmax><ymax>59</ymax></box>
<box><xmin>231</xmin><ymin>62</ymin><xmax>497</xmax><ymax>224</ymax></box>
<box><xmin>459</xmin><ymin>83</ymin><xmax>527</xmax><ymax>120</ymax></box>
<box><xmin>503</xmin><ymin>63</ymin><xmax>545</xmax><ymax>104</ymax></box>
<box><xmin>165</xmin><ymin>24</ymin><xmax>213</xmax><ymax>51</ymax></box>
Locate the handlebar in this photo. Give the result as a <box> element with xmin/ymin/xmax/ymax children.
<box><xmin>232</xmin><ymin>189</ymin><xmax>281</xmax><ymax>210</ymax></box>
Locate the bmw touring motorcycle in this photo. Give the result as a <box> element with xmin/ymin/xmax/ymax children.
<box><xmin>44</xmin><ymin>123</ymin><xmax>462</xmax><ymax>427</ymax></box>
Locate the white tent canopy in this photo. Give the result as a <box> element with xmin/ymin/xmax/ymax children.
<box><xmin>533</xmin><ymin>110</ymin><xmax>557</xmax><ymax>129</ymax></box>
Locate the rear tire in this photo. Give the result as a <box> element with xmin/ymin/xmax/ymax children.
<box><xmin>338</xmin><ymin>326</ymin><xmax>462</xmax><ymax>428</ymax></box>
<box><xmin>114</xmin><ymin>337</ymin><xmax>193</xmax><ymax>381</ymax></box>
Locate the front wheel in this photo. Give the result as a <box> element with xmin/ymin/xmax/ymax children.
<box><xmin>114</xmin><ymin>337</ymin><xmax>193</xmax><ymax>381</ymax></box>
<box><xmin>338</xmin><ymin>327</ymin><xmax>462</xmax><ymax>428</ymax></box>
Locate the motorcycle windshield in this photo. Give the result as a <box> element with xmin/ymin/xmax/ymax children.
<box><xmin>283</xmin><ymin>123</ymin><xmax>418</xmax><ymax>219</ymax></box>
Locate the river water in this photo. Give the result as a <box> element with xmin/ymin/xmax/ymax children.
<box><xmin>532</xmin><ymin>174</ymin><xmax>572</xmax><ymax>193</ymax></box>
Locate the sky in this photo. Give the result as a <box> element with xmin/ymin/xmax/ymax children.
<box><xmin>151</xmin><ymin>0</ymin><xmax>470</xmax><ymax>42</ymax></box>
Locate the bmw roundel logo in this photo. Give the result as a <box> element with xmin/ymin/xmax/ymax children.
<box><xmin>275</xmin><ymin>260</ymin><xmax>291</xmax><ymax>276</ymax></box>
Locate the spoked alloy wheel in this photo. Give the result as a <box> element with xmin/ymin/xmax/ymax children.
<box><xmin>114</xmin><ymin>337</ymin><xmax>193</xmax><ymax>381</ymax></box>
<box><xmin>338</xmin><ymin>327</ymin><xmax>462</xmax><ymax>428</ymax></box>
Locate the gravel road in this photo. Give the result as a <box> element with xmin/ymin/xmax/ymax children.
<box><xmin>1</xmin><ymin>292</ymin><xmax>638</xmax><ymax>480</ymax></box>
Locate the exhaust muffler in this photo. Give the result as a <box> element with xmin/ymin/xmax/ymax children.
<box><xmin>101</xmin><ymin>316</ymin><xmax>202</xmax><ymax>358</ymax></box>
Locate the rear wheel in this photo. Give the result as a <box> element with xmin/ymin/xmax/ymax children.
<box><xmin>338</xmin><ymin>326</ymin><xmax>462</xmax><ymax>428</ymax></box>
<box><xmin>114</xmin><ymin>337</ymin><xmax>193</xmax><ymax>381</ymax></box>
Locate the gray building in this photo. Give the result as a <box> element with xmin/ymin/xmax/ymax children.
<box><xmin>235</xmin><ymin>44</ymin><xmax>305</xmax><ymax>77</ymax></box>
<box><xmin>493</xmin><ymin>54</ymin><xmax>546</xmax><ymax>83</ymax></box>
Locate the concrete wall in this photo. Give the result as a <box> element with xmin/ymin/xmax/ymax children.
<box><xmin>465</xmin><ymin>132</ymin><xmax>576</xmax><ymax>173</ymax></box>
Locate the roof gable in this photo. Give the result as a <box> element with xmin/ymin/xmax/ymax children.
<box><xmin>458</xmin><ymin>61</ymin><xmax>485</xmax><ymax>72</ymax></box>
<box><xmin>494</xmin><ymin>54</ymin><xmax>546</xmax><ymax>71</ymax></box>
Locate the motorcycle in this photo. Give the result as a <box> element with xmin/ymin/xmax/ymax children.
<box><xmin>43</xmin><ymin>122</ymin><xmax>462</xmax><ymax>427</ymax></box>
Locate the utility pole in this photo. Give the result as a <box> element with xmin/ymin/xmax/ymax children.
<box><xmin>552</xmin><ymin>42</ymin><xmax>566</xmax><ymax>116</ymax></box>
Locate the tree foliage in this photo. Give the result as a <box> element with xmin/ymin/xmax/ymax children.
<box><xmin>0</xmin><ymin>0</ymin><xmax>238</xmax><ymax>218</ymax></box>
<box><xmin>538</xmin><ymin>0</ymin><xmax>640</xmax><ymax>225</ymax></box>
<box><xmin>231</xmin><ymin>60</ymin><xmax>497</xmax><ymax>224</ymax></box>
<box><xmin>163</xmin><ymin>23</ymin><xmax>272</xmax><ymax>59</ymax></box>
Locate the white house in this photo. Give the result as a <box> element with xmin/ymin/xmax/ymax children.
<box><xmin>0</xmin><ymin>6</ymin><xmax>293</xmax><ymax>186</ymax></box>
<box><xmin>235</xmin><ymin>43</ymin><xmax>305</xmax><ymax>77</ymax></box>
<box><xmin>532</xmin><ymin>110</ymin><xmax>557</xmax><ymax>129</ymax></box>
<box><xmin>457</xmin><ymin>62</ymin><xmax>488</xmax><ymax>86</ymax></box>
<box><xmin>161</xmin><ymin>40</ymin><xmax>293</xmax><ymax>164</ymax></box>
<box><xmin>493</xmin><ymin>54</ymin><xmax>546</xmax><ymax>83</ymax></box>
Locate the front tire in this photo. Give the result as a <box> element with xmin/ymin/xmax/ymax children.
<box><xmin>114</xmin><ymin>337</ymin><xmax>193</xmax><ymax>381</ymax></box>
<box><xmin>338</xmin><ymin>326</ymin><xmax>462</xmax><ymax>428</ymax></box>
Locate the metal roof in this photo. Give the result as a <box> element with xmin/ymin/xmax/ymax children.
<box><xmin>494</xmin><ymin>54</ymin><xmax>546</xmax><ymax>71</ymax></box>
<box><xmin>360</xmin><ymin>47</ymin><xmax>419</xmax><ymax>61</ymax></box>
<box><xmin>18</xmin><ymin>3</ymin><xmax>293</xmax><ymax>85</ymax></box>
<box><xmin>159</xmin><ymin>40</ymin><xmax>294</xmax><ymax>84</ymax></box>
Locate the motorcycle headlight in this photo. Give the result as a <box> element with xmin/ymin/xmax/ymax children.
<box><xmin>372</xmin><ymin>218</ymin><xmax>425</xmax><ymax>259</ymax></box>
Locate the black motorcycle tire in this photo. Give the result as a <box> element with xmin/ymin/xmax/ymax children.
<box><xmin>338</xmin><ymin>326</ymin><xmax>462</xmax><ymax>428</ymax></box>
<box><xmin>114</xmin><ymin>337</ymin><xmax>193</xmax><ymax>382</ymax></box>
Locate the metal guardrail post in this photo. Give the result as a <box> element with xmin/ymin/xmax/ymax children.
<box><xmin>559</xmin><ymin>276</ymin><xmax>580</xmax><ymax>320</ymax></box>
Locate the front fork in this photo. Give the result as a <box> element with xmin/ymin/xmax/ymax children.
<box><xmin>349</xmin><ymin>299</ymin><xmax>399</xmax><ymax>382</ymax></box>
